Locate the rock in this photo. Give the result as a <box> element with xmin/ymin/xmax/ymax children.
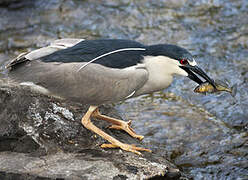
<box><xmin>0</xmin><ymin>79</ymin><xmax>182</xmax><ymax>180</ymax></box>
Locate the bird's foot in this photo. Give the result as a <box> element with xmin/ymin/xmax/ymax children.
<box><xmin>82</xmin><ymin>106</ymin><xmax>150</xmax><ymax>155</ymax></box>
<box><xmin>101</xmin><ymin>142</ymin><xmax>151</xmax><ymax>155</ymax></box>
<box><xmin>108</xmin><ymin>120</ymin><xmax>144</xmax><ymax>140</ymax></box>
<box><xmin>92</xmin><ymin>108</ymin><xmax>144</xmax><ymax>140</ymax></box>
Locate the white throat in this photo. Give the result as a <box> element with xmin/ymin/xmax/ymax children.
<box><xmin>135</xmin><ymin>56</ymin><xmax>188</xmax><ymax>96</ymax></box>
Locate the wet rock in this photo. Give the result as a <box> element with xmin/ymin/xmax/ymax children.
<box><xmin>0</xmin><ymin>79</ymin><xmax>182</xmax><ymax>180</ymax></box>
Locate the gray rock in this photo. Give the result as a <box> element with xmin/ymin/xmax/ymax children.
<box><xmin>0</xmin><ymin>79</ymin><xmax>181</xmax><ymax>180</ymax></box>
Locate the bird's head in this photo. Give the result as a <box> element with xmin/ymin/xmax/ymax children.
<box><xmin>146</xmin><ymin>44</ymin><xmax>215</xmax><ymax>87</ymax></box>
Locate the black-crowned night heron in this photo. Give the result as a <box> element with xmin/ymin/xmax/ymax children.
<box><xmin>6</xmin><ymin>39</ymin><xmax>215</xmax><ymax>155</ymax></box>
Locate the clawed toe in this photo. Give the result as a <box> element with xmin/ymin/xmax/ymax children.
<box><xmin>101</xmin><ymin>143</ymin><xmax>152</xmax><ymax>155</ymax></box>
<box><xmin>107</xmin><ymin>120</ymin><xmax>144</xmax><ymax>140</ymax></box>
<box><xmin>84</xmin><ymin>106</ymin><xmax>149</xmax><ymax>155</ymax></box>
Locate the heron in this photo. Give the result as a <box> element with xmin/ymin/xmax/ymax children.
<box><xmin>6</xmin><ymin>38</ymin><xmax>215</xmax><ymax>155</ymax></box>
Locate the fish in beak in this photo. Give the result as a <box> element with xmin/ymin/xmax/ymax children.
<box><xmin>180</xmin><ymin>64</ymin><xmax>216</xmax><ymax>88</ymax></box>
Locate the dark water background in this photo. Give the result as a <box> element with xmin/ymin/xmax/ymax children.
<box><xmin>0</xmin><ymin>0</ymin><xmax>247</xmax><ymax>179</ymax></box>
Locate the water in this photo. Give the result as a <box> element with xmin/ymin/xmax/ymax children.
<box><xmin>0</xmin><ymin>0</ymin><xmax>247</xmax><ymax>179</ymax></box>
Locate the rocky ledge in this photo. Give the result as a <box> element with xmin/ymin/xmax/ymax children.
<box><xmin>0</xmin><ymin>79</ymin><xmax>183</xmax><ymax>180</ymax></box>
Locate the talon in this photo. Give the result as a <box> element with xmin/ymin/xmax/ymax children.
<box><xmin>127</xmin><ymin>120</ymin><xmax>132</xmax><ymax>126</ymax></box>
<box><xmin>135</xmin><ymin>135</ymin><xmax>144</xmax><ymax>141</ymax></box>
<box><xmin>92</xmin><ymin>110</ymin><xmax>145</xmax><ymax>141</ymax></box>
<box><xmin>101</xmin><ymin>142</ymin><xmax>151</xmax><ymax>155</ymax></box>
<box><xmin>108</xmin><ymin>125</ymin><xmax>122</xmax><ymax>130</ymax></box>
<box><xmin>101</xmin><ymin>143</ymin><xmax>119</xmax><ymax>148</ymax></box>
<box><xmin>108</xmin><ymin>123</ymin><xmax>144</xmax><ymax>140</ymax></box>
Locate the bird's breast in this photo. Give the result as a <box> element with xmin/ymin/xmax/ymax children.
<box><xmin>134</xmin><ymin>72</ymin><xmax>173</xmax><ymax>96</ymax></box>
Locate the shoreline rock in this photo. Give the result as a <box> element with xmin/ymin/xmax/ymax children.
<box><xmin>0</xmin><ymin>79</ymin><xmax>182</xmax><ymax>180</ymax></box>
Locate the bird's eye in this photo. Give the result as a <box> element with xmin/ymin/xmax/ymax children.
<box><xmin>180</xmin><ymin>59</ymin><xmax>188</xmax><ymax>65</ymax></box>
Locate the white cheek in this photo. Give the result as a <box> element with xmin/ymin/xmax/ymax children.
<box><xmin>173</xmin><ymin>61</ymin><xmax>188</xmax><ymax>76</ymax></box>
<box><xmin>143</xmin><ymin>56</ymin><xmax>189</xmax><ymax>77</ymax></box>
<box><xmin>175</xmin><ymin>66</ymin><xmax>188</xmax><ymax>76</ymax></box>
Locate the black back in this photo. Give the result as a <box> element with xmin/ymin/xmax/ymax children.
<box><xmin>40</xmin><ymin>39</ymin><xmax>193</xmax><ymax>68</ymax></box>
<box><xmin>40</xmin><ymin>39</ymin><xmax>146</xmax><ymax>68</ymax></box>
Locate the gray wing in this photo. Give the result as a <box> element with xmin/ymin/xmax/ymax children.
<box><xmin>5</xmin><ymin>39</ymin><xmax>84</xmax><ymax>68</ymax></box>
<box><xmin>9</xmin><ymin>60</ymin><xmax>148</xmax><ymax>105</ymax></box>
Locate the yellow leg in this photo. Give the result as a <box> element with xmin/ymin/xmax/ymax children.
<box><xmin>91</xmin><ymin>108</ymin><xmax>144</xmax><ymax>140</ymax></box>
<box><xmin>81</xmin><ymin>106</ymin><xmax>151</xmax><ymax>155</ymax></box>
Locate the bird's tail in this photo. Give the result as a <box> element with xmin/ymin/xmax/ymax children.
<box><xmin>5</xmin><ymin>52</ymin><xmax>29</xmax><ymax>70</ymax></box>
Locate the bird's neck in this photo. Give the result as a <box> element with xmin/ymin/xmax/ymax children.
<box><xmin>135</xmin><ymin>56</ymin><xmax>175</xmax><ymax>96</ymax></box>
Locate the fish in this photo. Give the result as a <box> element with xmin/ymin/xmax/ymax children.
<box><xmin>194</xmin><ymin>80</ymin><xmax>237</xmax><ymax>96</ymax></box>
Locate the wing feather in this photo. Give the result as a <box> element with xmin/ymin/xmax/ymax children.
<box><xmin>40</xmin><ymin>39</ymin><xmax>147</xmax><ymax>69</ymax></box>
<box><xmin>9</xmin><ymin>61</ymin><xmax>148</xmax><ymax>105</ymax></box>
<box><xmin>6</xmin><ymin>38</ymin><xmax>84</xmax><ymax>69</ymax></box>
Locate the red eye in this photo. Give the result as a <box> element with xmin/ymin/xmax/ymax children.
<box><xmin>180</xmin><ymin>59</ymin><xmax>188</xmax><ymax>65</ymax></box>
